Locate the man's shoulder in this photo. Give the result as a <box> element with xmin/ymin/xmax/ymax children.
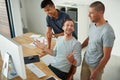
<box><xmin>46</xmin><ymin>15</ymin><xmax>51</xmax><ymax>20</ymax></box>
<box><xmin>59</xmin><ymin>10</ymin><xmax>69</xmax><ymax>16</ymax></box>
<box><xmin>59</xmin><ymin>10</ymin><xmax>67</xmax><ymax>14</ymax></box>
<box><xmin>75</xmin><ymin>40</ymin><xmax>81</xmax><ymax>46</ymax></box>
<box><xmin>103</xmin><ymin>23</ymin><xmax>114</xmax><ymax>33</ymax></box>
<box><xmin>72</xmin><ymin>37</ymin><xmax>81</xmax><ymax>46</ymax></box>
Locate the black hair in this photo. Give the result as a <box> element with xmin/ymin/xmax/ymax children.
<box><xmin>90</xmin><ymin>1</ymin><xmax>105</xmax><ymax>13</ymax></box>
<box><xmin>41</xmin><ymin>0</ymin><xmax>54</xmax><ymax>8</ymax></box>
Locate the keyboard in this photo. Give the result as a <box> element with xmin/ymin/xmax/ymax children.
<box><xmin>26</xmin><ymin>63</ymin><xmax>46</xmax><ymax>78</ymax></box>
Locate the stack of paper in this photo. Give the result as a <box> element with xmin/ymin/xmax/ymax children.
<box><xmin>41</xmin><ymin>54</ymin><xmax>55</xmax><ymax>66</ymax></box>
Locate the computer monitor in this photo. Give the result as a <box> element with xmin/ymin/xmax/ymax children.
<box><xmin>0</xmin><ymin>32</ymin><xmax>26</xmax><ymax>80</ymax></box>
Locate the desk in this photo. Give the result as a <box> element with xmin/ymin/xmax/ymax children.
<box><xmin>0</xmin><ymin>33</ymin><xmax>60</xmax><ymax>80</ymax></box>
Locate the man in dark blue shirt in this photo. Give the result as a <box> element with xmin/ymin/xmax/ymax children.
<box><xmin>41</xmin><ymin>0</ymin><xmax>70</xmax><ymax>49</ymax></box>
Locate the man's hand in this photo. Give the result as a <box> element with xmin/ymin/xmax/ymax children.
<box><xmin>53</xmin><ymin>32</ymin><xmax>64</xmax><ymax>38</ymax></box>
<box><xmin>34</xmin><ymin>40</ymin><xmax>53</xmax><ymax>55</ymax></box>
<box><xmin>90</xmin><ymin>70</ymin><xmax>98</xmax><ymax>80</ymax></box>
<box><xmin>33</xmin><ymin>40</ymin><xmax>46</xmax><ymax>49</ymax></box>
<box><xmin>67</xmin><ymin>50</ymin><xmax>76</xmax><ymax>65</ymax></box>
<box><xmin>53</xmin><ymin>34</ymin><xmax>59</xmax><ymax>38</ymax></box>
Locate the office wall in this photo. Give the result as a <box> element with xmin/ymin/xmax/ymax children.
<box><xmin>24</xmin><ymin>0</ymin><xmax>47</xmax><ymax>35</ymax></box>
<box><xmin>10</xmin><ymin>0</ymin><xmax>23</xmax><ymax>36</ymax></box>
<box><xmin>20</xmin><ymin>0</ymin><xmax>28</xmax><ymax>29</ymax></box>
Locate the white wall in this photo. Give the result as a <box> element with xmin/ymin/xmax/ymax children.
<box><xmin>10</xmin><ymin>0</ymin><xmax>23</xmax><ymax>36</ymax></box>
<box><xmin>20</xmin><ymin>0</ymin><xmax>28</xmax><ymax>29</ymax></box>
<box><xmin>77</xmin><ymin>5</ymin><xmax>89</xmax><ymax>43</ymax></box>
<box><xmin>24</xmin><ymin>0</ymin><xmax>47</xmax><ymax>35</ymax></box>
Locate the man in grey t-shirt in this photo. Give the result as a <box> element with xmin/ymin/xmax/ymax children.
<box><xmin>34</xmin><ymin>18</ymin><xmax>81</xmax><ymax>80</ymax></box>
<box><xmin>81</xmin><ymin>1</ymin><xmax>115</xmax><ymax>80</ymax></box>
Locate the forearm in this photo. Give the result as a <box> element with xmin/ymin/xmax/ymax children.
<box><xmin>90</xmin><ymin>54</ymin><xmax>111</xmax><ymax>80</ymax></box>
<box><xmin>82</xmin><ymin>37</ymin><xmax>89</xmax><ymax>48</ymax></box>
<box><xmin>46</xmin><ymin>27</ymin><xmax>52</xmax><ymax>49</ymax></box>
<box><xmin>94</xmin><ymin>47</ymin><xmax>112</xmax><ymax>72</ymax></box>
<box><xmin>53</xmin><ymin>32</ymin><xmax>64</xmax><ymax>38</ymax></box>
<box><xmin>46</xmin><ymin>36</ymin><xmax>51</xmax><ymax>49</ymax></box>
<box><xmin>95</xmin><ymin>55</ymin><xmax>110</xmax><ymax>72</ymax></box>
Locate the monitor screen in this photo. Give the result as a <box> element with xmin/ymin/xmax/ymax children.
<box><xmin>0</xmin><ymin>32</ymin><xmax>26</xmax><ymax>79</ymax></box>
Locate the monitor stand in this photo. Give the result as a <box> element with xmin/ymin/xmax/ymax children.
<box><xmin>8</xmin><ymin>54</ymin><xmax>18</xmax><ymax>79</ymax></box>
<box><xmin>1</xmin><ymin>52</ymin><xmax>18</xmax><ymax>80</ymax></box>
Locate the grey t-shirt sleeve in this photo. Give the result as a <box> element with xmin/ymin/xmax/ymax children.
<box><xmin>73</xmin><ymin>42</ymin><xmax>82</xmax><ymax>66</ymax></box>
<box><xmin>53</xmin><ymin>44</ymin><xmax>57</xmax><ymax>56</ymax></box>
<box><xmin>102</xmin><ymin>28</ymin><xmax>115</xmax><ymax>47</ymax></box>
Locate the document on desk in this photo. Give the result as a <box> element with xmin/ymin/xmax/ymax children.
<box><xmin>29</xmin><ymin>37</ymin><xmax>47</xmax><ymax>47</ymax></box>
<box><xmin>41</xmin><ymin>54</ymin><xmax>55</xmax><ymax>66</ymax></box>
<box><xmin>26</xmin><ymin>63</ymin><xmax>46</xmax><ymax>78</ymax></box>
<box><xmin>30</xmin><ymin>34</ymin><xmax>41</xmax><ymax>38</ymax></box>
<box><xmin>36</xmin><ymin>37</ymin><xmax>47</xmax><ymax>45</ymax></box>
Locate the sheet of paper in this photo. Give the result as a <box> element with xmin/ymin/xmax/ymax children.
<box><xmin>41</xmin><ymin>54</ymin><xmax>55</xmax><ymax>66</ymax></box>
<box><xmin>22</xmin><ymin>44</ymin><xmax>35</xmax><ymax>49</ymax></box>
<box><xmin>30</xmin><ymin>34</ymin><xmax>41</xmax><ymax>38</ymax></box>
<box><xmin>37</xmin><ymin>37</ymin><xmax>47</xmax><ymax>45</ymax></box>
<box><xmin>30</xmin><ymin>37</ymin><xmax>47</xmax><ymax>46</ymax></box>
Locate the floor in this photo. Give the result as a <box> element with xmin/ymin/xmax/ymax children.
<box><xmin>73</xmin><ymin>55</ymin><xmax>120</xmax><ymax>80</ymax></box>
